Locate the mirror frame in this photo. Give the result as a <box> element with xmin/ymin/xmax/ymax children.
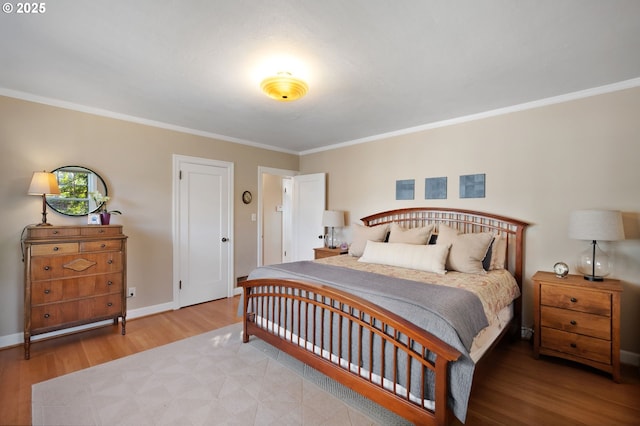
<box><xmin>46</xmin><ymin>165</ymin><xmax>108</xmax><ymax>217</ymax></box>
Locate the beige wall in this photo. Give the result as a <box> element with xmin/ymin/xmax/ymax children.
<box><xmin>300</xmin><ymin>87</ymin><xmax>640</xmax><ymax>357</ymax></box>
<box><xmin>0</xmin><ymin>96</ymin><xmax>298</xmax><ymax>339</ymax></box>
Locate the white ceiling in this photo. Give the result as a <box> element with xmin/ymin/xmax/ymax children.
<box><xmin>1</xmin><ymin>1</ymin><xmax>639</xmax><ymax>154</ymax></box>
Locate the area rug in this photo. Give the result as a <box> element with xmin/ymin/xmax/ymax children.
<box><xmin>32</xmin><ymin>323</ymin><xmax>409</xmax><ymax>425</ymax></box>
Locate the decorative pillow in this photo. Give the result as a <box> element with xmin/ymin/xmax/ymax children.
<box><xmin>388</xmin><ymin>223</ymin><xmax>434</xmax><ymax>245</ymax></box>
<box><xmin>489</xmin><ymin>233</ymin><xmax>507</xmax><ymax>270</ymax></box>
<box><xmin>348</xmin><ymin>223</ymin><xmax>389</xmax><ymax>257</ymax></box>
<box><xmin>436</xmin><ymin>224</ymin><xmax>493</xmax><ymax>274</ymax></box>
<box><xmin>358</xmin><ymin>241</ymin><xmax>450</xmax><ymax>275</ymax></box>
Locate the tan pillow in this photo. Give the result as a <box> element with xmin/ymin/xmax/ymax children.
<box><xmin>388</xmin><ymin>223</ymin><xmax>434</xmax><ymax>245</ymax></box>
<box><xmin>358</xmin><ymin>241</ymin><xmax>450</xmax><ymax>275</ymax></box>
<box><xmin>348</xmin><ymin>223</ymin><xmax>389</xmax><ymax>257</ymax></box>
<box><xmin>489</xmin><ymin>233</ymin><xmax>507</xmax><ymax>270</ymax></box>
<box><xmin>436</xmin><ymin>224</ymin><xmax>493</xmax><ymax>274</ymax></box>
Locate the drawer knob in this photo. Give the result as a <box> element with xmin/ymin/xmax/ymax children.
<box><xmin>570</xmin><ymin>320</ymin><xmax>577</xmax><ymax>325</ymax></box>
<box><xmin>100</xmin><ymin>244</ymin><xmax>106</xmax><ymax>248</ymax></box>
<box><xmin>107</xmin><ymin>281</ymin><xmax>113</xmax><ymax>286</ymax></box>
<box><xmin>44</xmin><ymin>266</ymin><xmax>51</xmax><ymax>271</ymax></box>
<box><xmin>44</xmin><ymin>313</ymin><xmax>50</xmax><ymax>319</ymax></box>
<box><xmin>44</xmin><ymin>289</ymin><xmax>51</xmax><ymax>294</ymax></box>
<box><xmin>570</xmin><ymin>297</ymin><xmax>577</xmax><ymax>303</ymax></box>
<box><xmin>570</xmin><ymin>343</ymin><xmax>577</xmax><ymax>348</ymax></box>
<box><xmin>53</xmin><ymin>246</ymin><xmax>59</xmax><ymax>251</ymax></box>
<box><xmin>99</xmin><ymin>229</ymin><xmax>105</xmax><ymax>233</ymax></box>
<box><xmin>107</xmin><ymin>302</ymin><xmax>113</xmax><ymax>307</ymax></box>
<box><xmin>53</xmin><ymin>230</ymin><xmax>59</xmax><ymax>234</ymax></box>
<box><xmin>107</xmin><ymin>259</ymin><xmax>113</xmax><ymax>264</ymax></box>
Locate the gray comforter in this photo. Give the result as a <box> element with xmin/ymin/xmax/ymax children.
<box><xmin>246</xmin><ymin>261</ymin><xmax>489</xmax><ymax>422</ymax></box>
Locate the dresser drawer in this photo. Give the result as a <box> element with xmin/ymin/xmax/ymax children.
<box><xmin>31</xmin><ymin>243</ymin><xmax>79</xmax><ymax>256</ymax></box>
<box><xmin>81</xmin><ymin>226</ymin><xmax>122</xmax><ymax>237</ymax></box>
<box><xmin>80</xmin><ymin>240</ymin><xmax>122</xmax><ymax>252</ymax></box>
<box><xmin>541</xmin><ymin>327</ymin><xmax>611</xmax><ymax>364</ymax></box>
<box><xmin>31</xmin><ymin>273</ymin><xmax>123</xmax><ymax>305</ymax></box>
<box><xmin>540</xmin><ymin>306</ymin><xmax>611</xmax><ymax>340</ymax></box>
<box><xmin>30</xmin><ymin>252</ymin><xmax>123</xmax><ymax>280</ymax></box>
<box><xmin>26</xmin><ymin>227</ymin><xmax>81</xmax><ymax>239</ymax></box>
<box><xmin>31</xmin><ymin>295</ymin><xmax>122</xmax><ymax>330</ymax></box>
<box><xmin>540</xmin><ymin>284</ymin><xmax>611</xmax><ymax>316</ymax></box>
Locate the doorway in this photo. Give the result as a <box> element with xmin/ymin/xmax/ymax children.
<box><xmin>258</xmin><ymin>167</ymin><xmax>325</xmax><ymax>266</ymax></box>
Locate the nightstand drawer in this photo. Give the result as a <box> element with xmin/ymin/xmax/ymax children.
<box><xmin>540</xmin><ymin>306</ymin><xmax>611</xmax><ymax>340</ymax></box>
<box><xmin>541</xmin><ymin>327</ymin><xmax>611</xmax><ymax>364</ymax></box>
<box><xmin>541</xmin><ymin>284</ymin><xmax>611</xmax><ymax>316</ymax></box>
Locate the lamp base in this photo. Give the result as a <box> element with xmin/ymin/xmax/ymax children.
<box><xmin>584</xmin><ymin>275</ymin><xmax>604</xmax><ymax>282</ymax></box>
<box><xmin>36</xmin><ymin>222</ymin><xmax>53</xmax><ymax>226</ymax></box>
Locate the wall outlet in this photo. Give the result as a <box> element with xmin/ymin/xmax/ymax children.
<box><xmin>128</xmin><ymin>287</ymin><xmax>136</xmax><ymax>298</ymax></box>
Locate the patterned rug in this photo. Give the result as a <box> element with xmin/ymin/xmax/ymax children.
<box><xmin>32</xmin><ymin>323</ymin><xmax>409</xmax><ymax>425</ymax></box>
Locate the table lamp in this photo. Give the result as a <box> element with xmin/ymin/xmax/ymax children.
<box><xmin>568</xmin><ymin>209</ymin><xmax>624</xmax><ymax>281</ymax></box>
<box><xmin>28</xmin><ymin>171</ymin><xmax>60</xmax><ymax>226</ymax></box>
<box><xmin>322</xmin><ymin>210</ymin><xmax>344</xmax><ymax>249</ymax></box>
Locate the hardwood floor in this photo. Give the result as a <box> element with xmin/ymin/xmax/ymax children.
<box><xmin>1</xmin><ymin>296</ymin><xmax>638</xmax><ymax>426</ymax></box>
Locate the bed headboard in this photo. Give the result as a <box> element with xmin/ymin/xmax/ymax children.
<box><xmin>361</xmin><ymin>207</ymin><xmax>529</xmax><ymax>289</ymax></box>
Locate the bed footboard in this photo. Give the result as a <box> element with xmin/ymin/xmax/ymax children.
<box><xmin>241</xmin><ymin>278</ymin><xmax>462</xmax><ymax>426</ymax></box>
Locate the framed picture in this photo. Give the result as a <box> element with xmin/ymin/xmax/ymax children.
<box><xmin>425</xmin><ymin>177</ymin><xmax>447</xmax><ymax>199</ymax></box>
<box><xmin>459</xmin><ymin>173</ymin><xmax>486</xmax><ymax>198</ymax></box>
<box><xmin>88</xmin><ymin>213</ymin><xmax>101</xmax><ymax>225</ymax></box>
<box><xmin>396</xmin><ymin>179</ymin><xmax>415</xmax><ymax>200</ymax></box>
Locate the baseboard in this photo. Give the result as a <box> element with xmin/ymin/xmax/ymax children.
<box><xmin>0</xmin><ymin>301</ymin><xmax>174</xmax><ymax>350</ymax></box>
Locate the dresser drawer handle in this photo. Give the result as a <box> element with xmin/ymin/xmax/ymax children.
<box><xmin>53</xmin><ymin>230</ymin><xmax>59</xmax><ymax>234</ymax></box>
<box><xmin>99</xmin><ymin>229</ymin><xmax>105</xmax><ymax>233</ymax></box>
<box><xmin>43</xmin><ymin>266</ymin><xmax>51</xmax><ymax>271</ymax></box>
<box><xmin>570</xmin><ymin>320</ymin><xmax>577</xmax><ymax>325</ymax></box>
<box><xmin>44</xmin><ymin>313</ymin><xmax>50</xmax><ymax>319</ymax></box>
<box><xmin>107</xmin><ymin>259</ymin><xmax>113</xmax><ymax>264</ymax></box>
<box><xmin>570</xmin><ymin>343</ymin><xmax>577</xmax><ymax>348</ymax></box>
<box><xmin>107</xmin><ymin>302</ymin><xmax>113</xmax><ymax>307</ymax></box>
<box><xmin>53</xmin><ymin>246</ymin><xmax>59</xmax><ymax>251</ymax></box>
<box><xmin>107</xmin><ymin>281</ymin><xmax>113</xmax><ymax>286</ymax></box>
<box><xmin>570</xmin><ymin>297</ymin><xmax>577</xmax><ymax>303</ymax></box>
<box><xmin>44</xmin><ymin>289</ymin><xmax>51</xmax><ymax>294</ymax></box>
<box><xmin>100</xmin><ymin>244</ymin><xmax>106</xmax><ymax>248</ymax></box>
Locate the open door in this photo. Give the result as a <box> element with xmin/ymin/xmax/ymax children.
<box><xmin>291</xmin><ymin>173</ymin><xmax>326</xmax><ymax>261</ymax></box>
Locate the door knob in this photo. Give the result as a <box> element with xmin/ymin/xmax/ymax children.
<box><xmin>222</xmin><ymin>237</ymin><xmax>229</xmax><ymax>242</ymax></box>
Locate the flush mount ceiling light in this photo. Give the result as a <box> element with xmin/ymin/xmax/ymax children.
<box><xmin>260</xmin><ymin>71</ymin><xmax>309</xmax><ymax>102</ymax></box>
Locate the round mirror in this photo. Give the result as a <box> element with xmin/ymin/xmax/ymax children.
<box><xmin>46</xmin><ymin>166</ymin><xmax>107</xmax><ymax>216</ymax></box>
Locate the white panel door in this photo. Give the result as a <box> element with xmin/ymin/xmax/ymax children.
<box><xmin>292</xmin><ymin>173</ymin><xmax>326</xmax><ymax>261</ymax></box>
<box><xmin>175</xmin><ymin>157</ymin><xmax>232</xmax><ymax>308</ymax></box>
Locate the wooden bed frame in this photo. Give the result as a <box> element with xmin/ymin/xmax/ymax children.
<box><xmin>241</xmin><ymin>208</ymin><xmax>528</xmax><ymax>425</ymax></box>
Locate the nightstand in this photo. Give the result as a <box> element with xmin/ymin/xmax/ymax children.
<box><xmin>532</xmin><ymin>271</ymin><xmax>622</xmax><ymax>382</ymax></box>
<box><xmin>313</xmin><ymin>247</ymin><xmax>347</xmax><ymax>259</ymax></box>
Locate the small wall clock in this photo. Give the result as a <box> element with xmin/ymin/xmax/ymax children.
<box><xmin>242</xmin><ymin>190</ymin><xmax>252</xmax><ymax>204</ymax></box>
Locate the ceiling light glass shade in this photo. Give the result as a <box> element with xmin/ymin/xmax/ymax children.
<box><xmin>260</xmin><ymin>72</ymin><xmax>308</xmax><ymax>102</ymax></box>
<box><xmin>568</xmin><ymin>209</ymin><xmax>624</xmax><ymax>281</ymax></box>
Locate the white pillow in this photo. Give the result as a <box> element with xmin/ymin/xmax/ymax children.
<box><xmin>348</xmin><ymin>223</ymin><xmax>389</xmax><ymax>257</ymax></box>
<box><xmin>358</xmin><ymin>241</ymin><xmax>450</xmax><ymax>275</ymax></box>
<box><xmin>436</xmin><ymin>224</ymin><xmax>493</xmax><ymax>274</ymax></box>
<box><xmin>489</xmin><ymin>233</ymin><xmax>507</xmax><ymax>270</ymax></box>
<box><xmin>387</xmin><ymin>223</ymin><xmax>434</xmax><ymax>245</ymax></box>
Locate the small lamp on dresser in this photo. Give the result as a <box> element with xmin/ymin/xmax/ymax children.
<box><xmin>27</xmin><ymin>171</ymin><xmax>60</xmax><ymax>226</ymax></box>
<box><xmin>568</xmin><ymin>209</ymin><xmax>625</xmax><ymax>281</ymax></box>
<box><xmin>322</xmin><ymin>210</ymin><xmax>344</xmax><ymax>249</ymax></box>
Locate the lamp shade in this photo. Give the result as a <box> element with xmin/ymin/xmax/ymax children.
<box><xmin>28</xmin><ymin>171</ymin><xmax>60</xmax><ymax>195</ymax></box>
<box><xmin>322</xmin><ymin>210</ymin><xmax>344</xmax><ymax>228</ymax></box>
<box><xmin>568</xmin><ymin>209</ymin><xmax>624</xmax><ymax>241</ymax></box>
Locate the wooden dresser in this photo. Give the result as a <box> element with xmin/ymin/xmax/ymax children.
<box><xmin>532</xmin><ymin>271</ymin><xmax>622</xmax><ymax>382</ymax></box>
<box><xmin>22</xmin><ymin>225</ymin><xmax>127</xmax><ymax>359</ymax></box>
